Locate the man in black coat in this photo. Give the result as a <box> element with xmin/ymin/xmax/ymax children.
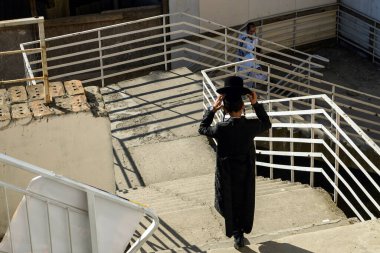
<box><xmin>198</xmin><ymin>76</ymin><xmax>271</xmax><ymax>249</ymax></box>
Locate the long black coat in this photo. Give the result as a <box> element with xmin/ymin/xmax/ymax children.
<box><xmin>198</xmin><ymin>103</ymin><xmax>271</xmax><ymax>237</ymax></box>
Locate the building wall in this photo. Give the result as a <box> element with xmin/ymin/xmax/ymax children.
<box><xmin>341</xmin><ymin>0</ymin><xmax>380</xmax><ymax>21</ymax></box>
<box><xmin>169</xmin><ymin>0</ymin><xmax>337</xmax><ymax>29</ymax></box>
<box><xmin>0</xmin><ymin>113</ymin><xmax>115</xmax><ymax>237</ymax></box>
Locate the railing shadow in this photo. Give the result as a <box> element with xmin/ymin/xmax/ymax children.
<box><xmin>108</xmin><ymin>69</ymin><xmax>204</xmax><ymax>189</ymax></box>
<box><xmin>258</xmin><ymin>241</ymin><xmax>314</xmax><ymax>253</ymax></box>
<box><xmin>132</xmin><ymin>217</ymin><xmax>203</xmax><ymax>253</ymax></box>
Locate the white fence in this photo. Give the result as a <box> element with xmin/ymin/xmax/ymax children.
<box><xmin>0</xmin><ymin>153</ymin><xmax>159</xmax><ymax>253</ymax></box>
<box><xmin>202</xmin><ymin>60</ymin><xmax>380</xmax><ymax>221</ymax></box>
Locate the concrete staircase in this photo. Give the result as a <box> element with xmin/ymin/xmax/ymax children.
<box><xmin>119</xmin><ymin>174</ymin><xmax>350</xmax><ymax>253</ymax></box>
<box><xmin>100</xmin><ymin>68</ymin><xmax>379</xmax><ymax>252</ymax></box>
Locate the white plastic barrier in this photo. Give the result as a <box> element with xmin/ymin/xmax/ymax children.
<box><xmin>0</xmin><ymin>173</ymin><xmax>154</xmax><ymax>253</ymax></box>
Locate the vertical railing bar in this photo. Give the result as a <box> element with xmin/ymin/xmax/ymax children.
<box><xmin>37</xmin><ymin>19</ymin><xmax>50</xmax><ymax>103</ymax></box>
<box><xmin>330</xmin><ymin>85</ymin><xmax>336</xmax><ymax>146</ymax></box>
<box><xmin>46</xmin><ymin>202</ymin><xmax>53</xmax><ymax>253</ymax></box>
<box><xmin>3</xmin><ymin>187</ymin><xmax>14</xmax><ymax>253</ymax></box>
<box><xmin>269</xmin><ymin>108</ymin><xmax>273</xmax><ymax>180</ymax></box>
<box><xmin>266</xmin><ymin>66</ymin><xmax>271</xmax><ymax>101</ymax></box>
<box><xmin>334</xmin><ymin>114</ymin><xmax>341</xmax><ymax>203</ymax></box>
<box><xmin>307</xmin><ymin>62</ymin><xmax>311</xmax><ymax>94</ymax></box>
<box><xmin>310</xmin><ymin>98</ymin><xmax>315</xmax><ymax>187</ymax></box>
<box><xmin>372</xmin><ymin>21</ymin><xmax>376</xmax><ymax>63</ymax></box>
<box><xmin>66</xmin><ymin>208</ymin><xmax>73</xmax><ymax>253</ymax></box>
<box><xmin>87</xmin><ymin>192</ymin><xmax>99</xmax><ymax>253</ymax></box>
<box><xmin>224</xmin><ymin>27</ymin><xmax>228</xmax><ymax>64</ymax></box>
<box><xmin>290</xmin><ymin>100</ymin><xmax>294</xmax><ymax>183</ymax></box>
<box><xmin>98</xmin><ymin>30</ymin><xmax>105</xmax><ymax>88</ymax></box>
<box><xmin>293</xmin><ymin>12</ymin><xmax>297</xmax><ymax>49</ymax></box>
<box><xmin>254</xmin><ymin>139</ymin><xmax>258</xmax><ymax>176</ymax></box>
<box><xmin>267</xmin><ymin>66</ymin><xmax>273</xmax><ymax>179</ymax></box>
<box><xmin>25</xmin><ymin>196</ymin><xmax>34</xmax><ymax>252</ymax></box>
<box><xmin>163</xmin><ymin>16</ymin><xmax>168</xmax><ymax>71</ymax></box>
<box><xmin>336</xmin><ymin>5</ymin><xmax>340</xmax><ymax>44</ymax></box>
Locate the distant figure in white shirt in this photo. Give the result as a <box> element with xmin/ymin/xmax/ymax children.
<box><xmin>237</xmin><ymin>22</ymin><xmax>267</xmax><ymax>88</ymax></box>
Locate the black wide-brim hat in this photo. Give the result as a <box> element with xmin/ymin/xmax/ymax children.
<box><xmin>216</xmin><ymin>76</ymin><xmax>251</xmax><ymax>95</ymax></box>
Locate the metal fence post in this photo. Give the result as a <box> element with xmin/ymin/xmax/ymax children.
<box><xmin>336</xmin><ymin>5</ymin><xmax>340</xmax><ymax>44</ymax></box>
<box><xmin>307</xmin><ymin>62</ymin><xmax>311</xmax><ymax>94</ymax></box>
<box><xmin>269</xmin><ymin>100</ymin><xmax>273</xmax><ymax>180</ymax></box>
<box><xmin>310</xmin><ymin>98</ymin><xmax>315</xmax><ymax>187</ymax></box>
<box><xmin>98</xmin><ymin>30</ymin><xmax>105</xmax><ymax>88</ymax></box>
<box><xmin>37</xmin><ymin>19</ymin><xmax>51</xmax><ymax>103</ymax></box>
<box><xmin>290</xmin><ymin>100</ymin><xmax>294</xmax><ymax>183</ymax></box>
<box><xmin>3</xmin><ymin>187</ymin><xmax>14</xmax><ymax>253</ymax></box>
<box><xmin>87</xmin><ymin>192</ymin><xmax>99</xmax><ymax>253</ymax></box>
<box><xmin>334</xmin><ymin>114</ymin><xmax>341</xmax><ymax>203</ymax></box>
<box><xmin>163</xmin><ymin>16</ymin><xmax>168</xmax><ymax>71</ymax></box>
<box><xmin>266</xmin><ymin>65</ymin><xmax>271</xmax><ymax>101</ymax></box>
<box><xmin>370</xmin><ymin>20</ymin><xmax>376</xmax><ymax>63</ymax></box>
<box><xmin>292</xmin><ymin>13</ymin><xmax>297</xmax><ymax>49</ymax></box>
<box><xmin>224</xmin><ymin>27</ymin><xmax>228</xmax><ymax>64</ymax></box>
<box><xmin>330</xmin><ymin>85</ymin><xmax>336</xmax><ymax>142</ymax></box>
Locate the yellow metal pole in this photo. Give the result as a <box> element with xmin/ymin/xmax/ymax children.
<box><xmin>37</xmin><ymin>18</ymin><xmax>51</xmax><ymax>104</ymax></box>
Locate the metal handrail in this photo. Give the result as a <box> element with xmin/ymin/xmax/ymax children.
<box><xmin>337</xmin><ymin>3</ymin><xmax>380</xmax><ymax>63</ymax></box>
<box><xmin>203</xmin><ymin>57</ymin><xmax>380</xmax><ymax>144</ymax></box>
<box><xmin>202</xmin><ymin>67</ymin><xmax>380</xmax><ymax>221</ymax></box>
<box><xmin>20</xmin><ymin>11</ymin><xmax>328</xmax><ymax>81</ymax></box>
<box><xmin>0</xmin><ymin>153</ymin><xmax>159</xmax><ymax>253</ymax></box>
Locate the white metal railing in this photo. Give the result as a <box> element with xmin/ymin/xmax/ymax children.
<box><xmin>337</xmin><ymin>3</ymin><xmax>380</xmax><ymax>63</ymax></box>
<box><xmin>206</xmin><ymin>57</ymin><xmax>380</xmax><ymax>145</ymax></box>
<box><xmin>0</xmin><ymin>153</ymin><xmax>159</xmax><ymax>253</ymax></box>
<box><xmin>18</xmin><ymin>7</ymin><xmax>380</xmax><ymax>144</ymax></box>
<box><xmin>19</xmin><ymin>12</ymin><xmax>327</xmax><ymax>88</ymax></box>
<box><xmin>202</xmin><ymin>63</ymin><xmax>380</xmax><ymax>221</ymax></box>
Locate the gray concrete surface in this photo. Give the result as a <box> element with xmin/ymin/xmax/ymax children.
<box><xmin>209</xmin><ymin>219</ymin><xmax>380</xmax><ymax>253</ymax></box>
<box><xmin>0</xmin><ymin>112</ymin><xmax>115</xmax><ymax>236</ymax></box>
<box><xmin>102</xmin><ymin>67</ymin><xmax>214</xmax><ymax>189</ymax></box>
<box><xmin>120</xmin><ymin>174</ymin><xmax>347</xmax><ymax>252</ymax></box>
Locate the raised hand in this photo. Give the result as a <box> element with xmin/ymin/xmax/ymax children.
<box><xmin>247</xmin><ymin>91</ymin><xmax>257</xmax><ymax>105</ymax></box>
<box><xmin>212</xmin><ymin>95</ymin><xmax>224</xmax><ymax>112</ymax></box>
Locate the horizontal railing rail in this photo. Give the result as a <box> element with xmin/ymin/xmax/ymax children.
<box><xmin>0</xmin><ymin>153</ymin><xmax>159</xmax><ymax>253</ymax></box>
<box><xmin>203</xmin><ymin>58</ymin><xmax>380</xmax><ymax>145</ymax></box>
<box><xmin>202</xmin><ymin>65</ymin><xmax>380</xmax><ymax>221</ymax></box>
<box><xmin>337</xmin><ymin>3</ymin><xmax>380</xmax><ymax>63</ymax></box>
<box><xmin>20</xmin><ymin>11</ymin><xmax>328</xmax><ymax>89</ymax></box>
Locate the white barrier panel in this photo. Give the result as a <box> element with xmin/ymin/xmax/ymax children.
<box><xmin>0</xmin><ymin>177</ymin><xmax>143</xmax><ymax>253</ymax></box>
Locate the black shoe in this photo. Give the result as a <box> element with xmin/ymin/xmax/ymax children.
<box><xmin>234</xmin><ymin>235</ymin><xmax>245</xmax><ymax>250</ymax></box>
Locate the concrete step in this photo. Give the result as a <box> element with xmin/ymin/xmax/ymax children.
<box><xmin>103</xmin><ymin>68</ymin><xmax>211</xmax><ymax>190</ymax></box>
<box><xmin>154</xmin><ymin>218</ymin><xmax>359</xmax><ymax>253</ymax></box>
<box><xmin>204</xmin><ymin>219</ymin><xmax>380</xmax><ymax>253</ymax></box>
<box><xmin>117</xmin><ymin>173</ymin><xmax>347</xmax><ymax>253</ymax></box>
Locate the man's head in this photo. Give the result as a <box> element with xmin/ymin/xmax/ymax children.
<box><xmin>246</xmin><ymin>22</ymin><xmax>256</xmax><ymax>35</ymax></box>
<box><xmin>223</xmin><ymin>93</ymin><xmax>244</xmax><ymax>115</ymax></box>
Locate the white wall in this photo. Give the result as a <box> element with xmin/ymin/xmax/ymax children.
<box><xmin>170</xmin><ymin>0</ymin><xmax>337</xmax><ymax>28</ymax></box>
<box><xmin>0</xmin><ymin>113</ymin><xmax>115</xmax><ymax>236</ymax></box>
<box><xmin>341</xmin><ymin>0</ymin><xmax>380</xmax><ymax>21</ymax></box>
